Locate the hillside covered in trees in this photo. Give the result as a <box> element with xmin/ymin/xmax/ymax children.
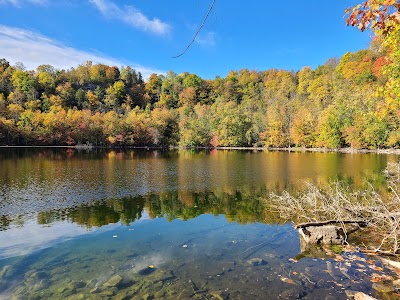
<box><xmin>0</xmin><ymin>40</ymin><xmax>399</xmax><ymax>149</ymax></box>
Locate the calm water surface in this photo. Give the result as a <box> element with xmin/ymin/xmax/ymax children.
<box><xmin>0</xmin><ymin>148</ymin><xmax>398</xmax><ymax>299</ymax></box>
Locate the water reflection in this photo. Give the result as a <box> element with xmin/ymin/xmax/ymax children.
<box><xmin>0</xmin><ymin>148</ymin><xmax>398</xmax><ymax>299</ymax></box>
<box><xmin>0</xmin><ymin>148</ymin><xmax>394</xmax><ymax>218</ymax></box>
<box><xmin>0</xmin><ymin>190</ymin><xmax>278</xmax><ymax>230</ymax></box>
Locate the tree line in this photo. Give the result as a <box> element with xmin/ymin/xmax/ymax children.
<box><xmin>0</xmin><ymin>40</ymin><xmax>398</xmax><ymax>149</ymax></box>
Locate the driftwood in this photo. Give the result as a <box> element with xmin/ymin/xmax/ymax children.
<box><xmin>295</xmin><ymin>220</ymin><xmax>367</xmax><ymax>229</ymax></box>
<box><xmin>297</xmin><ymin>221</ymin><xmax>365</xmax><ymax>246</ymax></box>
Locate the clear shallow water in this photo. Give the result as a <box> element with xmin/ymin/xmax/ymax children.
<box><xmin>0</xmin><ymin>148</ymin><xmax>398</xmax><ymax>299</ymax></box>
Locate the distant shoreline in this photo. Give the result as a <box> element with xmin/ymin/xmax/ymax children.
<box><xmin>1</xmin><ymin>145</ymin><xmax>400</xmax><ymax>155</ymax></box>
<box><xmin>212</xmin><ymin>147</ymin><xmax>400</xmax><ymax>155</ymax></box>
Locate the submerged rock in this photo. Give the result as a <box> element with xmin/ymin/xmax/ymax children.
<box><xmin>114</xmin><ymin>290</ymin><xmax>134</xmax><ymax>300</ymax></box>
<box><xmin>29</xmin><ymin>271</ymin><xmax>49</xmax><ymax>280</ymax></box>
<box><xmin>57</xmin><ymin>286</ymin><xmax>68</xmax><ymax>293</ymax></box>
<box><xmin>142</xmin><ymin>293</ymin><xmax>154</xmax><ymax>300</ymax></box>
<box><xmin>392</xmin><ymin>279</ymin><xmax>400</xmax><ymax>289</ymax></box>
<box><xmin>210</xmin><ymin>291</ymin><xmax>225</xmax><ymax>300</ymax></box>
<box><xmin>32</xmin><ymin>279</ymin><xmax>51</xmax><ymax>291</ymax></box>
<box><xmin>100</xmin><ymin>288</ymin><xmax>117</xmax><ymax>297</ymax></box>
<box><xmin>90</xmin><ymin>286</ymin><xmax>103</xmax><ymax>294</ymax></box>
<box><xmin>65</xmin><ymin>293</ymin><xmax>86</xmax><ymax>300</ymax></box>
<box><xmin>0</xmin><ymin>265</ymin><xmax>15</xmax><ymax>280</ymax></box>
<box><xmin>103</xmin><ymin>274</ymin><xmax>123</xmax><ymax>288</ymax></box>
<box><xmin>69</xmin><ymin>280</ymin><xmax>86</xmax><ymax>290</ymax></box>
<box><xmin>372</xmin><ymin>282</ymin><xmax>394</xmax><ymax>293</ymax></box>
<box><xmin>246</xmin><ymin>258</ymin><xmax>267</xmax><ymax>266</ymax></box>
<box><xmin>154</xmin><ymin>290</ymin><xmax>166</xmax><ymax>298</ymax></box>
<box><xmin>150</xmin><ymin>270</ymin><xmax>175</xmax><ymax>284</ymax></box>
<box><xmin>85</xmin><ymin>278</ymin><xmax>97</xmax><ymax>289</ymax></box>
<box><xmin>354</xmin><ymin>292</ymin><xmax>378</xmax><ymax>300</ymax></box>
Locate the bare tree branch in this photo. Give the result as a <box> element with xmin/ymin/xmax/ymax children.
<box><xmin>172</xmin><ymin>0</ymin><xmax>217</xmax><ymax>58</ymax></box>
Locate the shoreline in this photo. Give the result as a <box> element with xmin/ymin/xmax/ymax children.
<box><xmin>1</xmin><ymin>145</ymin><xmax>400</xmax><ymax>154</ymax></box>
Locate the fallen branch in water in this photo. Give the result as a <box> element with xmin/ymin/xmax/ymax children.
<box><xmin>359</xmin><ymin>248</ymin><xmax>398</xmax><ymax>256</ymax></box>
<box><xmin>295</xmin><ymin>220</ymin><xmax>367</xmax><ymax>229</ymax></box>
<box><xmin>267</xmin><ymin>162</ymin><xmax>400</xmax><ymax>254</ymax></box>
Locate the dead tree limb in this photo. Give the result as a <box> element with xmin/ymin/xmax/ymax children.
<box><xmin>295</xmin><ymin>220</ymin><xmax>367</xmax><ymax>229</ymax></box>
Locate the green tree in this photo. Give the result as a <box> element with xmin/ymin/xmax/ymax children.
<box><xmin>11</xmin><ymin>69</ymin><xmax>38</xmax><ymax>101</ymax></box>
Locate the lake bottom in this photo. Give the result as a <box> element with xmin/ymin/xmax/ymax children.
<box><xmin>0</xmin><ymin>213</ymin><xmax>393</xmax><ymax>300</ymax></box>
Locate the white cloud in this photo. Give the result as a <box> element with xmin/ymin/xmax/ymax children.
<box><xmin>196</xmin><ymin>31</ymin><xmax>217</xmax><ymax>47</ymax></box>
<box><xmin>0</xmin><ymin>210</ymin><xmax>151</xmax><ymax>259</ymax></box>
<box><xmin>29</xmin><ymin>0</ymin><xmax>46</xmax><ymax>4</ymax></box>
<box><xmin>0</xmin><ymin>0</ymin><xmax>46</xmax><ymax>6</ymax></box>
<box><xmin>89</xmin><ymin>0</ymin><xmax>171</xmax><ymax>35</ymax></box>
<box><xmin>0</xmin><ymin>0</ymin><xmax>19</xmax><ymax>5</ymax></box>
<box><xmin>0</xmin><ymin>25</ymin><xmax>164</xmax><ymax>79</ymax></box>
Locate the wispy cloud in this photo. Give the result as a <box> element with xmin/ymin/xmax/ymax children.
<box><xmin>0</xmin><ymin>0</ymin><xmax>46</xmax><ymax>6</ymax></box>
<box><xmin>0</xmin><ymin>210</ymin><xmax>151</xmax><ymax>259</ymax></box>
<box><xmin>89</xmin><ymin>0</ymin><xmax>171</xmax><ymax>35</ymax></box>
<box><xmin>196</xmin><ymin>31</ymin><xmax>217</xmax><ymax>47</ymax></box>
<box><xmin>0</xmin><ymin>25</ymin><xmax>164</xmax><ymax>79</ymax></box>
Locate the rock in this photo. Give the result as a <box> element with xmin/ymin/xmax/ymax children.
<box><xmin>29</xmin><ymin>271</ymin><xmax>48</xmax><ymax>280</ymax></box>
<box><xmin>345</xmin><ymin>290</ymin><xmax>357</xmax><ymax>299</ymax></box>
<box><xmin>90</xmin><ymin>286</ymin><xmax>101</xmax><ymax>294</ymax></box>
<box><xmin>66</xmin><ymin>294</ymin><xmax>86</xmax><ymax>300</ymax></box>
<box><xmin>246</xmin><ymin>258</ymin><xmax>267</xmax><ymax>266</ymax></box>
<box><xmin>85</xmin><ymin>279</ymin><xmax>97</xmax><ymax>289</ymax></box>
<box><xmin>152</xmin><ymin>281</ymin><xmax>163</xmax><ymax>290</ymax></box>
<box><xmin>57</xmin><ymin>287</ymin><xmax>68</xmax><ymax>293</ymax></box>
<box><xmin>210</xmin><ymin>291</ymin><xmax>225</xmax><ymax>300</ymax></box>
<box><xmin>154</xmin><ymin>290</ymin><xmax>166</xmax><ymax>298</ymax></box>
<box><xmin>103</xmin><ymin>274</ymin><xmax>123</xmax><ymax>288</ymax></box>
<box><xmin>27</xmin><ymin>293</ymin><xmax>42</xmax><ymax>300</ymax></box>
<box><xmin>279</xmin><ymin>288</ymin><xmax>297</xmax><ymax>299</ymax></box>
<box><xmin>68</xmin><ymin>280</ymin><xmax>86</xmax><ymax>291</ymax></box>
<box><xmin>100</xmin><ymin>288</ymin><xmax>117</xmax><ymax>297</ymax></box>
<box><xmin>372</xmin><ymin>282</ymin><xmax>394</xmax><ymax>293</ymax></box>
<box><xmin>142</xmin><ymin>293</ymin><xmax>154</xmax><ymax>300</ymax></box>
<box><xmin>150</xmin><ymin>270</ymin><xmax>174</xmax><ymax>284</ymax></box>
<box><xmin>0</xmin><ymin>265</ymin><xmax>15</xmax><ymax>280</ymax></box>
<box><xmin>393</xmin><ymin>279</ymin><xmax>400</xmax><ymax>289</ymax></box>
<box><xmin>31</xmin><ymin>278</ymin><xmax>51</xmax><ymax>292</ymax></box>
<box><xmin>114</xmin><ymin>290</ymin><xmax>131</xmax><ymax>300</ymax></box>
<box><xmin>127</xmin><ymin>281</ymin><xmax>145</xmax><ymax>295</ymax></box>
<box><xmin>299</xmin><ymin>226</ymin><xmax>346</xmax><ymax>245</ymax></box>
<box><xmin>354</xmin><ymin>292</ymin><xmax>378</xmax><ymax>300</ymax></box>
<box><xmin>382</xmin><ymin>258</ymin><xmax>400</xmax><ymax>270</ymax></box>
<box><xmin>39</xmin><ymin>279</ymin><xmax>50</xmax><ymax>289</ymax></box>
<box><xmin>24</xmin><ymin>270</ymin><xmax>35</xmax><ymax>278</ymax></box>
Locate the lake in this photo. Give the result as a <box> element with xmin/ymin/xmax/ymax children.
<box><xmin>0</xmin><ymin>148</ymin><xmax>398</xmax><ymax>299</ymax></box>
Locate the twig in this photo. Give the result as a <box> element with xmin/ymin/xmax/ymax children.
<box><xmin>172</xmin><ymin>0</ymin><xmax>217</xmax><ymax>58</ymax></box>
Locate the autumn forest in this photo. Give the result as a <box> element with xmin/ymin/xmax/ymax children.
<box><xmin>0</xmin><ymin>5</ymin><xmax>399</xmax><ymax>149</ymax></box>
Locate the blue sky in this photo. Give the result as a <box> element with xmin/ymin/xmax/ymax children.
<box><xmin>0</xmin><ymin>0</ymin><xmax>372</xmax><ymax>79</ymax></box>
